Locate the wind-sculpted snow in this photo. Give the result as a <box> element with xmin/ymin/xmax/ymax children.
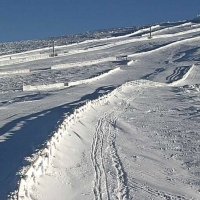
<box><xmin>142</xmin><ymin>68</ymin><xmax>165</xmax><ymax>80</ymax></box>
<box><xmin>168</xmin><ymin>65</ymin><xmax>195</xmax><ymax>86</ymax></box>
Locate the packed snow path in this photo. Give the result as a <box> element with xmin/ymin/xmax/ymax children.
<box><xmin>0</xmin><ymin>20</ymin><xmax>200</xmax><ymax>199</ymax></box>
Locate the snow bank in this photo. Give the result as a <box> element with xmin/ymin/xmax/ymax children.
<box><xmin>68</xmin><ymin>67</ymin><xmax>120</xmax><ymax>87</ymax></box>
<box><xmin>0</xmin><ymin>69</ymin><xmax>30</xmax><ymax>75</ymax></box>
<box><xmin>17</xmin><ymin>89</ymin><xmax>112</xmax><ymax>200</ymax></box>
<box><xmin>23</xmin><ymin>83</ymin><xmax>65</xmax><ymax>91</ymax></box>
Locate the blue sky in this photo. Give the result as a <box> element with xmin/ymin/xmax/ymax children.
<box><xmin>0</xmin><ymin>0</ymin><xmax>199</xmax><ymax>42</ymax></box>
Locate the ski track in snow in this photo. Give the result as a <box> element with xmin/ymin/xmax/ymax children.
<box><xmin>91</xmin><ymin>86</ymin><xmax>143</xmax><ymax>200</ymax></box>
<box><xmin>91</xmin><ymin>114</ymin><xmax>129</xmax><ymax>200</ymax></box>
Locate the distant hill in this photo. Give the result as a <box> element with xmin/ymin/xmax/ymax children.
<box><xmin>0</xmin><ymin>26</ymin><xmax>146</xmax><ymax>56</ymax></box>
<box><xmin>192</xmin><ymin>15</ymin><xmax>200</xmax><ymax>23</ymax></box>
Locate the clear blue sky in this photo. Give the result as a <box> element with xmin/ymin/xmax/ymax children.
<box><xmin>0</xmin><ymin>0</ymin><xmax>199</xmax><ymax>42</ymax></box>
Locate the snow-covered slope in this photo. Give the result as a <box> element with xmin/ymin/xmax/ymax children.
<box><xmin>192</xmin><ymin>14</ymin><xmax>200</xmax><ymax>23</ymax></box>
<box><xmin>0</xmin><ymin>26</ymin><xmax>141</xmax><ymax>56</ymax></box>
<box><xmin>0</xmin><ymin>18</ymin><xmax>200</xmax><ymax>200</ymax></box>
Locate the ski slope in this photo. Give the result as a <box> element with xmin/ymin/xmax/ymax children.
<box><xmin>0</xmin><ymin>19</ymin><xmax>200</xmax><ymax>200</ymax></box>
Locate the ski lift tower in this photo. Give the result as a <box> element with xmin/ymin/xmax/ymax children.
<box><xmin>52</xmin><ymin>40</ymin><xmax>55</xmax><ymax>55</ymax></box>
<box><xmin>49</xmin><ymin>40</ymin><xmax>58</xmax><ymax>57</ymax></box>
<box><xmin>148</xmin><ymin>26</ymin><xmax>152</xmax><ymax>39</ymax></box>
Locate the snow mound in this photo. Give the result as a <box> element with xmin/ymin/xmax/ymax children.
<box><xmin>68</xmin><ymin>67</ymin><xmax>120</xmax><ymax>87</ymax></box>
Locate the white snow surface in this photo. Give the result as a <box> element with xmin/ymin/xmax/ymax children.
<box><xmin>0</xmin><ymin>21</ymin><xmax>200</xmax><ymax>200</ymax></box>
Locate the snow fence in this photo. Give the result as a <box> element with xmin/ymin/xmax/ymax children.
<box><xmin>15</xmin><ymin>79</ymin><xmax>167</xmax><ymax>200</ymax></box>
<box><xmin>23</xmin><ymin>83</ymin><xmax>65</xmax><ymax>91</ymax></box>
<box><xmin>0</xmin><ymin>54</ymin><xmax>49</xmax><ymax>67</ymax></box>
<box><xmin>17</xmin><ymin>89</ymin><xmax>114</xmax><ymax>200</ymax></box>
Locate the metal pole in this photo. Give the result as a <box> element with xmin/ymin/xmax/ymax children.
<box><xmin>150</xmin><ymin>26</ymin><xmax>152</xmax><ymax>38</ymax></box>
<box><xmin>53</xmin><ymin>40</ymin><xmax>55</xmax><ymax>55</ymax></box>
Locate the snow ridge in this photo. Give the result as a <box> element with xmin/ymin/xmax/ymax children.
<box><xmin>128</xmin><ymin>35</ymin><xmax>200</xmax><ymax>58</ymax></box>
<box><xmin>16</xmin><ymin>80</ymin><xmax>162</xmax><ymax>200</ymax></box>
<box><xmin>17</xmin><ymin>87</ymin><xmax>112</xmax><ymax>200</ymax></box>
